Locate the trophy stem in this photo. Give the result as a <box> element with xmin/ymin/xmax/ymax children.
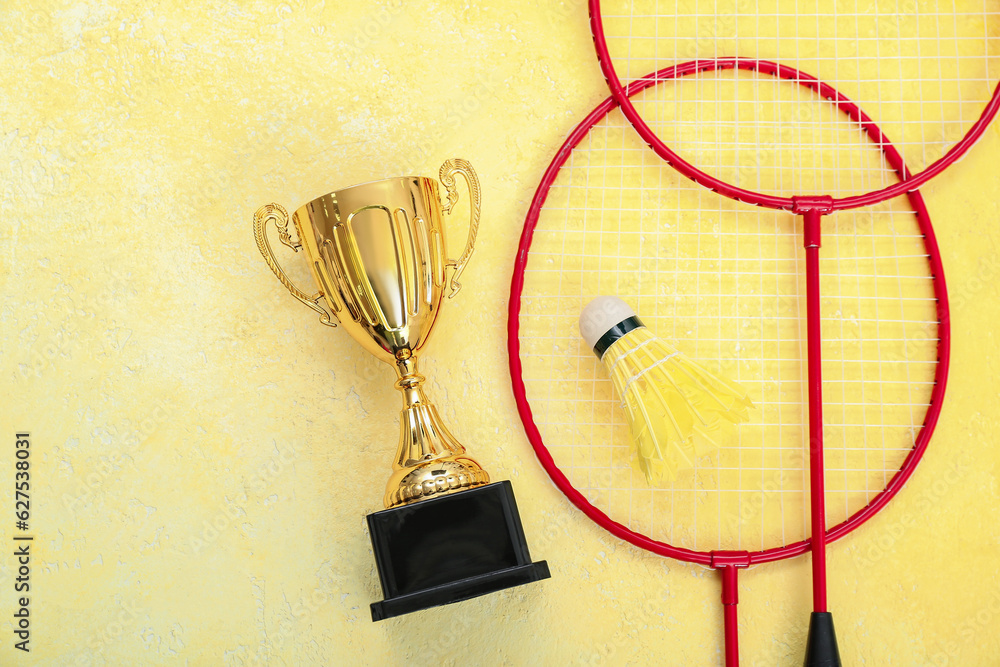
<box><xmin>383</xmin><ymin>356</ymin><xmax>490</xmax><ymax>508</ymax></box>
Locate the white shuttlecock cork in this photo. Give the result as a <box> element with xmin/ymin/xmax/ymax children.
<box><xmin>579</xmin><ymin>296</ymin><xmax>638</xmax><ymax>351</ymax></box>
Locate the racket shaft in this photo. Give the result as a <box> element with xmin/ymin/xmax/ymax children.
<box><xmin>721</xmin><ymin>566</ymin><xmax>740</xmax><ymax>667</ymax></box>
<box><xmin>805</xmin><ymin>211</ymin><xmax>828</xmax><ymax>613</ymax></box>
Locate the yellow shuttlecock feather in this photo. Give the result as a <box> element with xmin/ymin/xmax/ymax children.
<box><xmin>580</xmin><ymin>296</ymin><xmax>754</xmax><ymax>483</ymax></box>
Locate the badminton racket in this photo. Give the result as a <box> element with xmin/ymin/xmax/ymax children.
<box><xmin>588</xmin><ymin>6</ymin><xmax>993</xmax><ymax>660</ymax></box>
<box><xmin>508</xmin><ymin>63</ymin><xmax>949</xmax><ymax>666</ymax></box>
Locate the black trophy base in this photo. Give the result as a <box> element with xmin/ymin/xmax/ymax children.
<box><xmin>367</xmin><ymin>480</ymin><xmax>550</xmax><ymax>622</ymax></box>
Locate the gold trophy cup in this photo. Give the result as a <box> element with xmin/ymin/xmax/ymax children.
<box><xmin>254</xmin><ymin>159</ymin><xmax>548</xmax><ymax>621</ymax></box>
<box><xmin>254</xmin><ymin>159</ymin><xmax>489</xmax><ymax>508</ymax></box>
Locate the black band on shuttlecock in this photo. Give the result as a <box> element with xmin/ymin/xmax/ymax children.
<box><xmin>593</xmin><ymin>316</ymin><xmax>643</xmax><ymax>358</ymax></box>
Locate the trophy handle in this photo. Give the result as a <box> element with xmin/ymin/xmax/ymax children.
<box><xmin>438</xmin><ymin>158</ymin><xmax>481</xmax><ymax>298</ymax></box>
<box><xmin>253</xmin><ymin>203</ymin><xmax>337</xmax><ymax>327</ymax></box>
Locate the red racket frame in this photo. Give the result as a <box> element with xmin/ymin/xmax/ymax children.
<box><xmin>589</xmin><ymin>0</ymin><xmax>1000</xmax><ymax>211</ymax></box>
<box><xmin>507</xmin><ymin>61</ymin><xmax>950</xmax><ymax>666</ymax></box>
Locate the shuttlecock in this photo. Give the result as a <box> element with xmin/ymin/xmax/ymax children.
<box><xmin>579</xmin><ymin>296</ymin><xmax>754</xmax><ymax>483</ymax></box>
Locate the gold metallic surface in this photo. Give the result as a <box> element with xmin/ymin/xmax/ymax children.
<box><xmin>254</xmin><ymin>160</ymin><xmax>489</xmax><ymax>508</ymax></box>
<box><xmin>438</xmin><ymin>158</ymin><xmax>481</xmax><ymax>297</ymax></box>
<box><xmin>253</xmin><ymin>203</ymin><xmax>337</xmax><ymax>328</ymax></box>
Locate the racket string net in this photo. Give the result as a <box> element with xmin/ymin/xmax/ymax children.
<box><xmin>517</xmin><ymin>108</ymin><xmax>941</xmax><ymax>554</ymax></box>
<box><xmin>598</xmin><ymin>0</ymin><xmax>1000</xmax><ymax>195</ymax></box>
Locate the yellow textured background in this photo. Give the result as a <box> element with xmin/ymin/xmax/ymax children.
<box><xmin>2</xmin><ymin>1</ymin><xmax>999</xmax><ymax>665</ymax></box>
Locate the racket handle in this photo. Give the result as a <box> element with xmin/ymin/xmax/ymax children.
<box><xmin>803</xmin><ymin>612</ymin><xmax>841</xmax><ymax>667</ymax></box>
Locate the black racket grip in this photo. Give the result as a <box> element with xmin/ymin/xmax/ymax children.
<box><xmin>804</xmin><ymin>612</ymin><xmax>842</xmax><ymax>667</ymax></box>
